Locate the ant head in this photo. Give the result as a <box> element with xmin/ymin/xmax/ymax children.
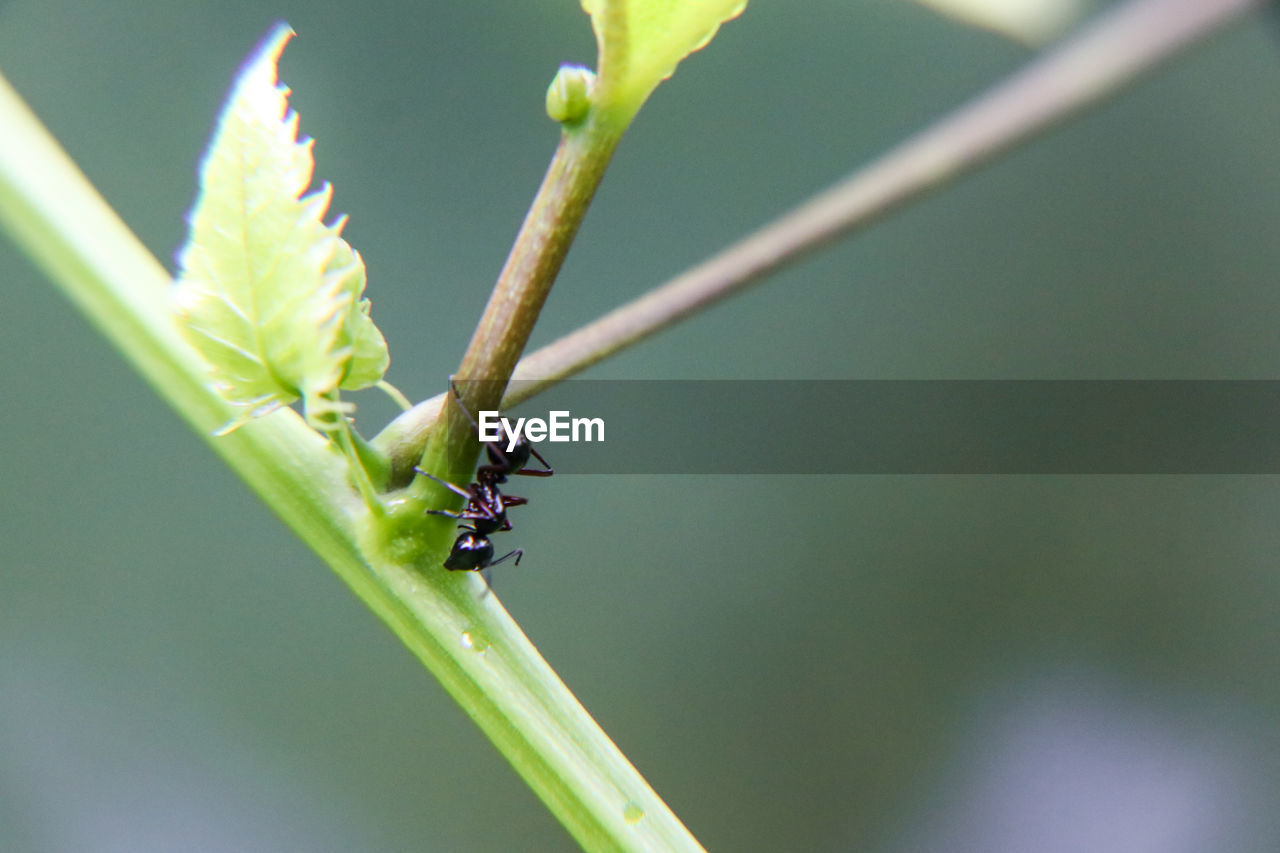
<box><xmin>486</xmin><ymin>434</ymin><xmax>532</xmax><ymax>473</ymax></box>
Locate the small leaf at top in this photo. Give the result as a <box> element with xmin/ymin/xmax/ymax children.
<box><xmin>579</xmin><ymin>0</ymin><xmax>746</xmax><ymax>122</ymax></box>
<box><xmin>173</xmin><ymin>23</ymin><xmax>389</xmax><ymax>433</ymax></box>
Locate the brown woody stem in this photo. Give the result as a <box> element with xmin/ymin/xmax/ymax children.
<box><xmin>416</xmin><ymin>117</ymin><xmax>625</xmax><ymax>485</ymax></box>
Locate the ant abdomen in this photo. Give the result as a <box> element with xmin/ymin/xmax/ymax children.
<box><xmin>443</xmin><ymin>532</ymin><xmax>522</xmax><ymax>573</ymax></box>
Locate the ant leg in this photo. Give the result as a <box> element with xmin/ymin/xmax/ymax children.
<box><xmin>476</xmin><ymin>549</ymin><xmax>520</xmax><ymax>592</ymax></box>
<box><xmin>489</xmin><ymin>548</ymin><xmax>523</xmax><ymax>568</ymax></box>
<box><xmin>518</xmin><ymin>445</ymin><xmax>554</xmax><ymax>477</ymax></box>
<box><xmin>448</xmin><ymin>377</ymin><xmax>482</xmax><ymax>432</ymax></box>
<box><xmin>477</xmin><ymin>546</ymin><xmax>523</xmax><ymax>598</ymax></box>
<box><xmin>413</xmin><ymin>468</ymin><xmax>472</xmax><ymax>501</ymax></box>
<box><xmin>415</xmin><ymin>472</ymin><xmax>474</xmax><ymax>518</ymax></box>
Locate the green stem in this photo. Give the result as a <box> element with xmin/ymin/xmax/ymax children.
<box><xmin>0</xmin><ymin>68</ymin><xmax>699</xmax><ymax>853</ymax></box>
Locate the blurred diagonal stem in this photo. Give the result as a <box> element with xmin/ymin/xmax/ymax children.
<box><xmin>375</xmin><ymin>0</ymin><xmax>1265</xmax><ymax>479</ymax></box>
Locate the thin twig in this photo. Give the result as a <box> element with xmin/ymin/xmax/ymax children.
<box><xmin>375</xmin><ymin>0</ymin><xmax>1263</xmax><ymax>479</ymax></box>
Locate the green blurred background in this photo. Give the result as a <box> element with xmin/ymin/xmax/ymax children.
<box><xmin>4</xmin><ymin>1</ymin><xmax>1280</xmax><ymax>850</ymax></box>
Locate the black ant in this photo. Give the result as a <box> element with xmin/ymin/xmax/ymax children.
<box><xmin>414</xmin><ymin>463</ymin><xmax>525</xmax><ymax>575</ymax></box>
<box><xmin>413</xmin><ymin>466</ymin><xmax>527</xmax><ymax>577</ymax></box>
<box><xmin>418</xmin><ymin>379</ymin><xmax>553</xmax><ymax>576</ymax></box>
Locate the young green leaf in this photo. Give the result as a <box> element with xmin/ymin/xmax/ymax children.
<box><xmin>173</xmin><ymin>23</ymin><xmax>388</xmax><ymax>434</ymax></box>
<box><xmin>579</xmin><ymin>0</ymin><xmax>746</xmax><ymax>123</ymax></box>
<box><xmin>327</xmin><ymin>235</ymin><xmax>389</xmax><ymax>391</ymax></box>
